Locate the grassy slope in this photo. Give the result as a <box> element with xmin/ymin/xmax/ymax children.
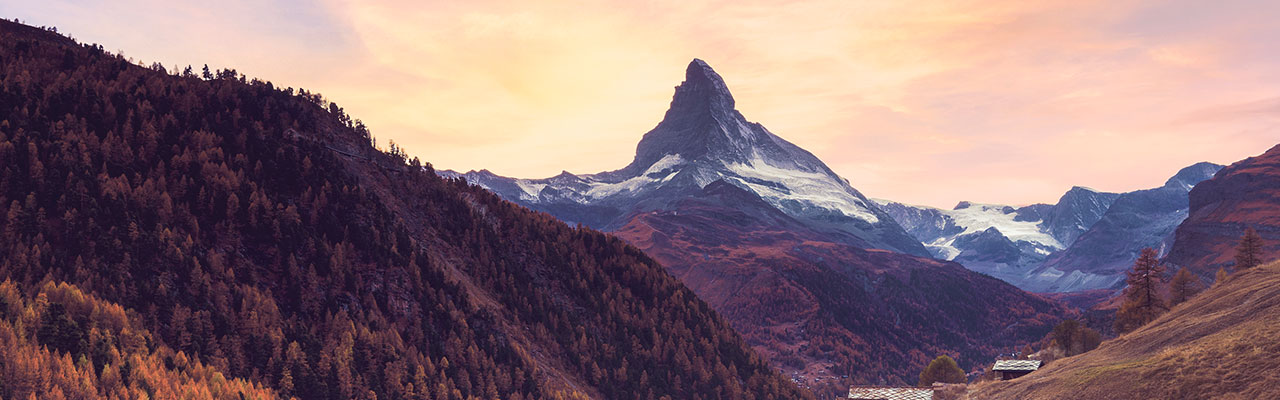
<box><xmin>972</xmin><ymin>260</ymin><xmax>1280</xmax><ymax>399</ymax></box>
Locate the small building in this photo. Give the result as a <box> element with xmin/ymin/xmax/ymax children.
<box><xmin>847</xmin><ymin>386</ymin><xmax>933</xmax><ymax>400</ymax></box>
<box><xmin>992</xmin><ymin>359</ymin><xmax>1041</xmax><ymax>380</ymax></box>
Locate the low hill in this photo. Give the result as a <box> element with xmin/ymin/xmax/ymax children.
<box><xmin>0</xmin><ymin>19</ymin><xmax>806</xmax><ymax>399</ymax></box>
<box><xmin>972</xmin><ymin>260</ymin><xmax>1280</xmax><ymax>399</ymax></box>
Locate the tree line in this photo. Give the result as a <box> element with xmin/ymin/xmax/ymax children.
<box><xmin>1114</xmin><ymin>228</ymin><xmax>1265</xmax><ymax>334</ymax></box>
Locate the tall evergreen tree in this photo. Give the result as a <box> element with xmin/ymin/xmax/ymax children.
<box><xmin>1114</xmin><ymin>248</ymin><xmax>1167</xmax><ymax>334</ymax></box>
<box><xmin>1235</xmin><ymin>227</ymin><xmax>1264</xmax><ymax>270</ymax></box>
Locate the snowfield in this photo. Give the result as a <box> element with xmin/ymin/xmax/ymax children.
<box><xmin>875</xmin><ymin>200</ymin><xmax>1062</xmax><ymax>261</ymax></box>
<box><xmin>726</xmin><ymin>152</ymin><xmax>881</xmax><ymax>224</ymax></box>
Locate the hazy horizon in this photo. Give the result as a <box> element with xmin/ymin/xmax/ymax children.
<box><xmin>6</xmin><ymin>0</ymin><xmax>1278</xmax><ymax>208</ymax></box>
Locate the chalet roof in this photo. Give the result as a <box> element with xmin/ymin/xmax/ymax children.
<box><xmin>992</xmin><ymin>359</ymin><xmax>1042</xmax><ymax>371</ymax></box>
<box><xmin>847</xmin><ymin>386</ymin><xmax>933</xmax><ymax>400</ymax></box>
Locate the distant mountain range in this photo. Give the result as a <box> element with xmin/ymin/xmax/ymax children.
<box><xmin>1026</xmin><ymin>162</ymin><xmax>1223</xmax><ymax>291</ymax></box>
<box><xmin>447</xmin><ymin>59</ymin><xmax>1068</xmax><ymax>390</ymax></box>
<box><xmin>444</xmin><ymin>61</ymin><xmax>1233</xmax><ymax>297</ymax></box>
<box><xmin>874</xmin><ymin>190</ymin><xmax>1112</xmax><ymax>285</ymax></box>
<box><xmin>878</xmin><ymin>162</ymin><xmax>1222</xmax><ymax>292</ymax></box>
<box><xmin>973</xmin><ymin>143</ymin><xmax>1280</xmax><ymax>399</ymax></box>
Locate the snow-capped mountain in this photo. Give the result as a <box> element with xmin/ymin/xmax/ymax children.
<box><xmin>443</xmin><ymin>59</ymin><xmax>1069</xmax><ymax>386</ymax></box>
<box><xmin>879</xmin><ymin>162</ymin><xmax>1221</xmax><ymax>292</ymax></box>
<box><xmin>445</xmin><ymin>59</ymin><xmax>928</xmax><ymax>256</ymax></box>
<box><xmin>875</xmin><ymin>193</ymin><xmax>1111</xmax><ymax>284</ymax></box>
<box><xmin>1024</xmin><ymin>162</ymin><xmax>1223</xmax><ymax>292</ymax></box>
<box><xmin>1037</xmin><ymin>186</ymin><xmax>1123</xmax><ymax>246</ymax></box>
<box><xmin>875</xmin><ymin>200</ymin><xmax>1067</xmax><ymax>260</ymax></box>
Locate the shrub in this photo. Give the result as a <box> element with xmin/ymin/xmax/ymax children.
<box><xmin>919</xmin><ymin>355</ymin><xmax>966</xmax><ymax>386</ymax></box>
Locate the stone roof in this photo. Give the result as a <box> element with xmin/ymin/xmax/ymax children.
<box><xmin>992</xmin><ymin>359</ymin><xmax>1042</xmax><ymax>371</ymax></box>
<box><xmin>847</xmin><ymin>386</ymin><xmax>934</xmax><ymax>400</ymax></box>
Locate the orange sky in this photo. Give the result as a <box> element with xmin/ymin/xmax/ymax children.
<box><xmin>5</xmin><ymin>0</ymin><xmax>1279</xmax><ymax>208</ymax></box>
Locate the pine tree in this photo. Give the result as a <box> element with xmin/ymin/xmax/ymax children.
<box><xmin>918</xmin><ymin>355</ymin><xmax>966</xmax><ymax>386</ymax></box>
<box><xmin>1235</xmin><ymin>227</ymin><xmax>1264</xmax><ymax>270</ymax></box>
<box><xmin>1114</xmin><ymin>248</ymin><xmax>1167</xmax><ymax>334</ymax></box>
<box><xmin>1169</xmin><ymin>268</ymin><xmax>1202</xmax><ymax>306</ymax></box>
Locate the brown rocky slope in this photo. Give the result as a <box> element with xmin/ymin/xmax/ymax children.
<box><xmin>1166</xmin><ymin>144</ymin><xmax>1280</xmax><ymax>277</ymax></box>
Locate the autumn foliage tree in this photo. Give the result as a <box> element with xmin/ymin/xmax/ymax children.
<box><xmin>918</xmin><ymin>355</ymin><xmax>966</xmax><ymax>386</ymax></box>
<box><xmin>1114</xmin><ymin>248</ymin><xmax>1168</xmax><ymax>334</ymax></box>
<box><xmin>1169</xmin><ymin>268</ymin><xmax>1203</xmax><ymax>306</ymax></box>
<box><xmin>0</xmin><ymin>280</ymin><xmax>277</xmax><ymax>399</ymax></box>
<box><xmin>1215</xmin><ymin>267</ymin><xmax>1230</xmax><ymax>286</ymax></box>
<box><xmin>1235</xmin><ymin>227</ymin><xmax>1264</xmax><ymax>270</ymax></box>
<box><xmin>1051</xmin><ymin>319</ymin><xmax>1101</xmax><ymax>357</ymax></box>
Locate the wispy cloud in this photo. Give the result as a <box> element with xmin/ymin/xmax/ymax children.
<box><xmin>5</xmin><ymin>0</ymin><xmax>1278</xmax><ymax>207</ymax></box>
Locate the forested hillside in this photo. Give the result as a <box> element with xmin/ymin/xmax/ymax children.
<box><xmin>0</xmin><ymin>19</ymin><xmax>807</xmax><ymax>399</ymax></box>
<box><xmin>0</xmin><ymin>280</ymin><xmax>278</xmax><ymax>399</ymax></box>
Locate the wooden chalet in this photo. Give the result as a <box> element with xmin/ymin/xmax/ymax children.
<box><xmin>847</xmin><ymin>386</ymin><xmax>934</xmax><ymax>400</ymax></box>
<box><xmin>991</xmin><ymin>359</ymin><xmax>1041</xmax><ymax>380</ymax></box>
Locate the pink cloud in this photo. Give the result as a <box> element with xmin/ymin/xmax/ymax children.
<box><xmin>6</xmin><ymin>0</ymin><xmax>1278</xmax><ymax>207</ymax></box>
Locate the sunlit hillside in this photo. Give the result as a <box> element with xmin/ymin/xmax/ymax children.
<box><xmin>973</xmin><ymin>259</ymin><xmax>1280</xmax><ymax>399</ymax></box>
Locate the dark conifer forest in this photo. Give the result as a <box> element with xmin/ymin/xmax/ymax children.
<box><xmin>0</xmin><ymin>20</ymin><xmax>809</xmax><ymax>399</ymax></box>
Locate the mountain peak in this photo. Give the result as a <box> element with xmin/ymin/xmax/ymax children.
<box><xmin>1164</xmin><ymin>161</ymin><xmax>1223</xmax><ymax>190</ymax></box>
<box><xmin>626</xmin><ymin>58</ymin><xmax>846</xmax><ymax>180</ymax></box>
<box><xmin>671</xmin><ymin>58</ymin><xmax>735</xmax><ymax>115</ymax></box>
<box><xmin>624</xmin><ymin>58</ymin><xmax>754</xmax><ymax>171</ymax></box>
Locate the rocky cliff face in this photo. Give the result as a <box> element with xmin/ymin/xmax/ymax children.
<box><xmin>1042</xmin><ymin>186</ymin><xmax>1122</xmax><ymax>246</ymax></box>
<box><xmin>1165</xmin><ymin>145</ymin><xmax>1280</xmax><ymax>277</ymax></box>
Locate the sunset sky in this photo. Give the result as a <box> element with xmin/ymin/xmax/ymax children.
<box><xmin>6</xmin><ymin>0</ymin><xmax>1278</xmax><ymax>208</ymax></box>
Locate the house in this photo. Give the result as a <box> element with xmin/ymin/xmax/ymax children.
<box><xmin>992</xmin><ymin>359</ymin><xmax>1041</xmax><ymax>380</ymax></box>
<box><xmin>847</xmin><ymin>386</ymin><xmax>934</xmax><ymax>400</ymax></box>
